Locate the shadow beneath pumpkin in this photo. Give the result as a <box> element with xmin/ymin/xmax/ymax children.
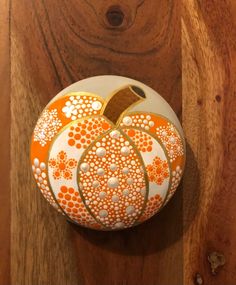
<box><xmin>70</xmin><ymin>141</ymin><xmax>200</xmax><ymax>255</ymax></box>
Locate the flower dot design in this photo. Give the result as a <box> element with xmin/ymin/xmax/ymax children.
<box><xmin>57</xmin><ymin>185</ymin><xmax>100</xmax><ymax>228</ymax></box>
<box><xmin>165</xmin><ymin>165</ymin><xmax>182</xmax><ymax>204</ymax></box>
<box><xmin>123</xmin><ymin>129</ymin><xmax>153</xmax><ymax>152</ymax></box>
<box><xmin>146</xmin><ymin>156</ymin><xmax>169</xmax><ymax>185</ymax></box>
<box><xmin>49</xmin><ymin>151</ymin><xmax>77</xmax><ymax>180</ymax></box>
<box><xmin>139</xmin><ymin>194</ymin><xmax>163</xmax><ymax>222</ymax></box>
<box><xmin>32</xmin><ymin>158</ymin><xmax>62</xmax><ymax>212</ymax></box>
<box><xmin>33</xmin><ymin>109</ymin><xmax>62</xmax><ymax>147</ymax></box>
<box><xmin>62</xmin><ymin>95</ymin><xmax>103</xmax><ymax>120</ymax></box>
<box><xmin>67</xmin><ymin>117</ymin><xmax>111</xmax><ymax>149</ymax></box>
<box><xmin>156</xmin><ymin>123</ymin><xmax>184</xmax><ymax>162</ymax></box>
<box><xmin>31</xmin><ymin>85</ymin><xmax>186</xmax><ymax>230</ymax></box>
<box><xmin>78</xmin><ymin>130</ymin><xmax>147</xmax><ymax>229</ymax></box>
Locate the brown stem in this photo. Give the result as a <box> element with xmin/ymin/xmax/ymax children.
<box><xmin>102</xmin><ymin>85</ymin><xmax>146</xmax><ymax>124</ymax></box>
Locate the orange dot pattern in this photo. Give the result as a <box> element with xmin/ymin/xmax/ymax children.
<box><xmin>121</xmin><ymin>113</ymin><xmax>184</xmax><ymax>163</ymax></box>
<box><xmin>32</xmin><ymin>158</ymin><xmax>62</xmax><ymax>213</ymax></box>
<box><xmin>123</xmin><ymin>128</ymin><xmax>153</xmax><ymax>152</ymax></box>
<box><xmin>139</xmin><ymin>194</ymin><xmax>163</xmax><ymax>222</ymax></box>
<box><xmin>67</xmin><ymin>117</ymin><xmax>111</xmax><ymax>149</ymax></box>
<box><xmin>155</xmin><ymin>123</ymin><xmax>184</xmax><ymax>163</ymax></box>
<box><xmin>146</xmin><ymin>157</ymin><xmax>169</xmax><ymax>185</ymax></box>
<box><xmin>79</xmin><ymin>130</ymin><xmax>147</xmax><ymax>229</ymax></box>
<box><xmin>57</xmin><ymin>185</ymin><xmax>100</xmax><ymax>228</ymax></box>
<box><xmin>49</xmin><ymin>151</ymin><xmax>77</xmax><ymax>180</ymax></box>
<box><xmin>165</xmin><ymin>165</ymin><xmax>182</xmax><ymax>205</ymax></box>
<box><xmin>62</xmin><ymin>95</ymin><xmax>103</xmax><ymax>121</ymax></box>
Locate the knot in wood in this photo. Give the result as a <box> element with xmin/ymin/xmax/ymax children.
<box><xmin>106</xmin><ymin>6</ymin><xmax>124</xmax><ymax>27</ymax></box>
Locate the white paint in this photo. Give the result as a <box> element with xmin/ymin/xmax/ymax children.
<box><xmin>107</xmin><ymin>177</ymin><xmax>119</xmax><ymax>188</ymax></box>
<box><xmin>122</xmin><ymin>116</ymin><xmax>132</xmax><ymax>126</ymax></box>
<box><xmin>80</xmin><ymin>162</ymin><xmax>90</xmax><ymax>173</ymax></box>
<box><xmin>120</xmin><ymin>146</ymin><xmax>130</xmax><ymax>156</ymax></box>
<box><xmin>96</xmin><ymin>147</ymin><xmax>106</xmax><ymax>157</ymax></box>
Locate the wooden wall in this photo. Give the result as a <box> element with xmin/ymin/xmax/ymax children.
<box><xmin>1</xmin><ymin>0</ymin><xmax>236</xmax><ymax>284</ymax></box>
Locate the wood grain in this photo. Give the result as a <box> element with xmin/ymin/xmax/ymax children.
<box><xmin>6</xmin><ymin>0</ymin><xmax>236</xmax><ymax>284</ymax></box>
<box><xmin>183</xmin><ymin>1</ymin><xmax>236</xmax><ymax>284</ymax></box>
<box><xmin>10</xmin><ymin>0</ymin><xmax>181</xmax><ymax>284</ymax></box>
<box><xmin>0</xmin><ymin>0</ymin><xmax>10</xmax><ymax>284</ymax></box>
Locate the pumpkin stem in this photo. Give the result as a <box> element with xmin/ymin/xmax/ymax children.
<box><xmin>102</xmin><ymin>85</ymin><xmax>146</xmax><ymax>125</ymax></box>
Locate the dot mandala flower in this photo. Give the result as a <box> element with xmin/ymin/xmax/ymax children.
<box><xmin>33</xmin><ymin>109</ymin><xmax>62</xmax><ymax>146</ymax></box>
<box><xmin>49</xmin><ymin>151</ymin><xmax>77</xmax><ymax>180</ymax></box>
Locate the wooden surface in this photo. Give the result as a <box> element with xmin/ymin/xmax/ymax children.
<box><xmin>183</xmin><ymin>1</ymin><xmax>236</xmax><ymax>284</ymax></box>
<box><xmin>0</xmin><ymin>0</ymin><xmax>10</xmax><ymax>284</ymax></box>
<box><xmin>1</xmin><ymin>0</ymin><xmax>236</xmax><ymax>284</ymax></box>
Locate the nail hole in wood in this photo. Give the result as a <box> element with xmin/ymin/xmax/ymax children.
<box><xmin>106</xmin><ymin>6</ymin><xmax>124</xmax><ymax>27</ymax></box>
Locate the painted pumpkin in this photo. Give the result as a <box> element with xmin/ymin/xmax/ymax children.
<box><xmin>31</xmin><ymin>76</ymin><xmax>185</xmax><ymax>230</ymax></box>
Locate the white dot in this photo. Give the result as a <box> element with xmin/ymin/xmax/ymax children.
<box><xmin>110</xmin><ymin>130</ymin><xmax>120</xmax><ymax>139</ymax></box>
<box><xmin>162</xmin><ymin>131</ymin><xmax>167</xmax><ymax>137</ymax></box>
<box><xmin>146</xmin><ymin>115</ymin><xmax>151</xmax><ymax>120</ymax></box>
<box><xmin>107</xmin><ymin>177</ymin><xmax>119</xmax><ymax>188</ymax></box>
<box><xmin>127</xmin><ymin>178</ymin><xmax>134</xmax><ymax>185</ymax></box>
<box><xmin>122</xmin><ymin>167</ymin><xmax>129</xmax><ymax>174</ymax></box>
<box><xmin>170</xmin><ymin>137</ymin><xmax>176</xmax><ymax>143</ymax></box>
<box><xmin>80</xmin><ymin>163</ymin><xmax>89</xmax><ymax>173</ymax></box>
<box><xmin>122</xmin><ymin>116</ymin><xmax>132</xmax><ymax>126</ymax></box>
<box><xmin>123</xmin><ymin>189</ymin><xmax>129</xmax><ymax>196</ymax></box>
<box><xmin>110</xmin><ymin>164</ymin><xmax>117</xmax><ymax>171</ymax></box>
<box><xmin>40</xmin><ymin>162</ymin><xmax>46</xmax><ymax>170</ymax></box>
<box><xmin>97</xmin><ymin>168</ymin><xmax>105</xmax><ymax>176</ymax></box>
<box><xmin>93</xmin><ymin>181</ymin><xmax>100</xmax><ymax>188</ymax></box>
<box><xmin>126</xmin><ymin>205</ymin><xmax>135</xmax><ymax>215</ymax></box>
<box><xmin>99</xmin><ymin>191</ymin><xmax>107</xmax><ymax>199</ymax></box>
<box><xmin>131</xmin><ymin>160</ymin><xmax>135</xmax><ymax>165</ymax></box>
<box><xmin>34</xmin><ymin>158</ymin><xmax>39</xmax><ymax>167</ymax></box>
<box><xmin>96</xmin><ymin>147</ymin><xmax>106</xmax><ymax>157</ymax></box>
<box><xmin>36</xmin><ymin>168</ymin><xmax>41</xmax><ymax>175</ymax></box>
<box><xmin>114</xmin><ymin>222</ymin><xmax>124</xmax><ymax>229</ymax></box>
<box><xmin>112</xmin><ymin>195</ymin><xmax>119</xmax><ymax>202</ymax></box>
<box><xmin>149</xmin><ymin>121</ymin><xmax>154</xmax><ymax>127</ymax></box>
<box><xmin>121</xmin><ymin>146</ymin><xmax>130</xmax><ymax>156</ymax></box>
<box><xmin>99</xmin><ymin>210</ymin><xmax>108</xmax><ymax>217</ymax></box>
<box><xmin>92</xmin><ymin>101</ymin><xmax>102</xmax><ymax>111</ymax></box>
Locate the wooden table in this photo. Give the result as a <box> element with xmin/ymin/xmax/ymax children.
<box><xmin>1</xmin><ymin>0</ymin><xmax>236</xmax><ymax>284</ymax></box>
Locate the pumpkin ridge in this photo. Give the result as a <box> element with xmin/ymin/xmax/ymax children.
<box><xmin>77</xmin><ymin>126</ymin><xmax>149</xmax><ymax>230</ymax></box>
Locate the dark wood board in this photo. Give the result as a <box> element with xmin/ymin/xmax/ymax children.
<box><xmin>0</xmin><ymin>0</ymin><xmax>10</xmax><ymax>284</ymax></box>
<box><xmin>183</xmin><ymin>1</ymin><xmax>236</xmax><ymax>284</ymax></box>
<box><xmin>10</xmin><ymin>1</ymin><xmax>181</xmax><ymax>285</ymax></box>
<box><xmin>0</xmin><ymin>0</ymin><xmax>235</xmax><ymax>284</ymax></box>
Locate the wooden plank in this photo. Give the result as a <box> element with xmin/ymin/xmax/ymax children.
<box><xmin>0</xmin><ymin>0</ymin><xmax>10</xmax><ymax>284</ymax></box>
<box><xmin>11</xmin><ymin>0</ymin><xmax>181</xmax><ymax>284</ymax></box>
<box><xmin>182</xmin><ymin>1</ymin><xmax>236</xmax><ymax>284</ymax></box>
